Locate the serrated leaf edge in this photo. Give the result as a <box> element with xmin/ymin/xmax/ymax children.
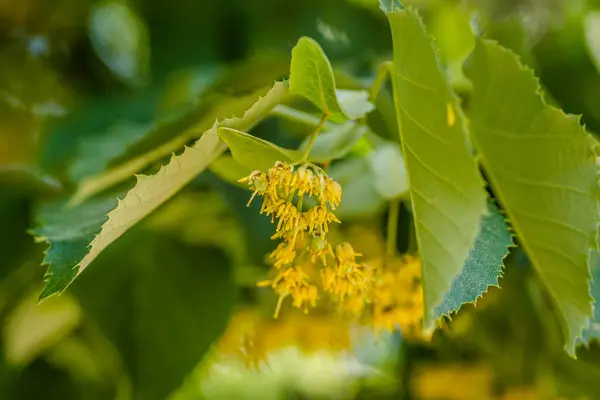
<box><xmin>38</xmin><ymin>81</ymin><xmax>289</xmax><ymax>300</ymax></box>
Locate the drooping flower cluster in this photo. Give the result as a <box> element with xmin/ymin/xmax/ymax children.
<box><xmin>240</xmin><ymin>161</ymin><xmax>344</xmax><ymax>315</ymax></box>
<box><xmin>370</xmin><ymin>255</ymin><xmax>424</xmax><ymax>339</ymax></box>
<box><xmin>240</xmin><ymin>161</ymin><xmax>425</xmax><ymax>340</ymax></box>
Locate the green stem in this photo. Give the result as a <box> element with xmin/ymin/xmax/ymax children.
<box><xmin>300</xmin><ymin>113</ymin><xmax>329</xmax><ymax>162</ymax></box>
<box><xmin>386</xmin><ymin>199</ymin><xmax>400</xmax><ymax>257</ymax></box>
<box><xmin>270</xmin><ymin>105</ymin><xmax>328</xmax><ymax>128</ymax></box>
<box><xmin>296</xmin><ymin>195</ymin><xmax>304</xmax><ymax>212</ymax></box>
<box><xmin>370</xmin><ymin>61</ymin><xmax>393</xmax><ymax>103</ymax></box>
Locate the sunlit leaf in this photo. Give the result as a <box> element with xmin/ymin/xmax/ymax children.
<box><xmin>301</xmin><ymin>121</ymin><xmax>368</xmax><ymax>163</ymax></box>
<box><xmin>467</xmin><ymin>39</ymin><xmax>600</xmax><ymax>354</ymax></box>
<box><xmin>335</xmin><ymin>89</ymin><xmax>375</xmax><ymax>120</ymax></box>
<box><xmin>4</xmin><ymin>290</ymin><xmax>81</xmax><ymax>367</ymax></box>
<box><xmin>385</xmin><ymin>8</ymin><xmax>487</xmax><ymax>327</ymax></box>
<box><xmin>89</xmin><ymin>0</ymin><xmax>150</xmax><ymax>86</ymax></box>
<box><xmin>218</xmin><ymin>127</ymin><xmax>300</xmax><ymax>172</ymax></box>
<box><xmin>289</xmin><ymin>37</ymin><xmax>373</xmax><ymax>120</ymax></box>
<box><xmin>367</xmin><ymin>143</ymin><xmax>409</xmax><ymax>200</ymax></box>
<box><xmin>434</xmin><ymin>201</ymin><xmax>514</xmax><ymax>318</ymax></box>
<box><xmin>34</xmin><ymin>82</ymin><xmax>288</xmax><ymax>299</ymax></box>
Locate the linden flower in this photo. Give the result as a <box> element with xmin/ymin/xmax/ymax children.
<box><xmin>240</xmin><ymin>160</ymin><xmax>345</xmax><ymax>319</ymax></box>
<box><xmin>321</xmin><ymin>243</ymin><xmax>373</xmax><ymax>300</ymax></box>
<box><xmin>258</xmin><ymin>267</ymin><xmax>319</xmax><ymax>317</ymax></box>
<box><xmin>314</xmin><ymin>175</ymin><xmax>342</xmax><ymax>209</ymax></box>
<box><xmin>269</xmin><ymin>240</ymin><xmax>296</xmax><ymax>269</ymax></box>
<box><xmin>306</xmin><ymin>205</ymin><xmax>340</xmax><ymax>233</ymax></box>
<box><xmin>371</xmin><ymin>255</ymin><xmax>424</xmax><ymax>338</ymax></box>
<box><xmin>239</xmin><ymin>170</ymin><xmax>269</xmax><ymax>206</ymax></box>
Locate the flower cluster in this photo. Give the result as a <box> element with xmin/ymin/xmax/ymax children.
<box><xmin>241</xmin><ymin>161</ymin><xmax>424</xmax><ymax>340</ymax></box>
<box><xmin>240</xmin><ymin>161</ymin><xmax>343</xmax><ymax>315</ymax></box>
<box><xmin>369</xmin><ymin>255</ymin><xmax>424</xmax><ymax>338</ymax></box>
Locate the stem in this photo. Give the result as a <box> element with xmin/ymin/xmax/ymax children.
<box><xmin>300</xmin><ymin>113</ymin><xmax>329</xmax><ymax>162</ymax></box>
<box><xmin>296</xmin><ymin>195</ymin><xmax>304</xmax><ymax>212</ymax></box>
<box><xmin>270</xmin><ymin>105</ymin><xmax>327</xmax><ymax>128</ymax></box>
<box><xmin>370</xmin><ymin>61</ymin><xmax>393</xmax><ymax>103</ymax></box>
<box><xmin>386</xmin><ymin>199</ymin><xmax>400</xmax><ymax>257</ymax></box>
<box><xmin>274</xmin><ymin>293</ymin><xmax>288</xmax><ymax>319</ymax></box>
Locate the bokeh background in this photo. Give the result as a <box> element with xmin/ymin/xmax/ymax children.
<box><xmin>2</xmin><ymin>0</ymin><xmax>600</xmax><ymax>399</ymax></box>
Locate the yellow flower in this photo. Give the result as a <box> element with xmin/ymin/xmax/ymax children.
<box><xmin>370</xmin><ymin>255</ymin><xmax>424</xmax><ymax>339</ymax></box>
<box><xmin>238</xmin><ymin>170</ymin><xmax>269</xmax><ymax>206</ymax></box>
<box><xmin>321</xmin><ymin>259</ymin><xmax>373</xmax><ymax>301</ymax></box>
<box><xmin>335</xmin><ymin>242</ymin><xmax>362</xmax><ymax>265</ymax></box>
<box><xmin>321</xmin><ymin>176</ymin><xmax>343</xmax><ymax>209</ymax></box>
<box><xmin>240</xmin><ymin>160</ymin><xmax>346</xmax><ymax>319</ymax></box>
<box><xmin>258</xmin><ymin>267</ymin><xmax>318</xmax><ymax>317</ymax></box>
<box><xmin>290</xmin><ymin>165</ymin><xmax>315</xmax><ymax>196</ymax></box>
<box><xmin>269</xmin><ymin>240</ymin><xmax>297</xmax><ymax>268</ymax></box>
<box><xmin>305</xmin><ymin>205</ymin><xmax>340</xmax><ymax>233</ymax></box>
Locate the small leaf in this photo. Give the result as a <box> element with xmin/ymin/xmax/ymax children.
<box><xmin>386</xmin><ymin>8</ymin><xmax>487</xmax><ymax>328</ymax></box>
<box><xmin>289</xmin><ymin>37</ymin><xmax>372</xmax><ymax>120</ymax></box>
<box><xmin>209</xmin><ymin>155</ymin><xmax>252</xmax><ymax>187</ymax></box>
<box><xmin>89</xmin><ymin>0</ymin><xmax>150</xmax><ymax>86</ymax></box>
<box><xmin>4</xmin><ymin>290</ymin><xmax>81</xmax><ymax>367</ymax></box>
<box><xmin>300</xmin><ymin>121</ymin><xmax>368</xmax><ymax>163</ymax></box>
<box><xmin>335</xmin><ymin>89</ymin><xmax>376</xmax><ymax>120</ymax></box>
<box><xmin>218</xmin><ymin>127</ymin><xmax>300</xmax><ymax>172</ymax></box>
<box><xmin>35</xmin><ymin>82</ymin><xmax>288</xmax><ymax>299</ymax></box>
<box><xmin>434</xmin><ymin>201</ymin><xmax>514</xmax><ymax>318</ymax></box>
<box><xmin>368</xmin><ymin>143</ymin><xmax>409</xmax><ymax>200</ymax></box>
<box><xmin>467</xmin><ymin>39</ymin><xmax>600</xmax><ymax>354</ymax></box>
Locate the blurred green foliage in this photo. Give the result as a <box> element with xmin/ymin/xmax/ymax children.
<box><xmin>2</xmin><ymin>0</ymin><xmax>600</xmax><ymax>399</ymax></box>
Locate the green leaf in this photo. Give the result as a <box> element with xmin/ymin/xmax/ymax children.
<box><xmin>35</xmin><ymin>82</ymin><xmax>288</xmax><ymax>300</ymax></box>
<box><xmin>4</xmin><ymin>290</ymin><xmax>81</xmax><ymax>367</ymax></box>
<box><xmin>89</xmin><ymin>0</ymin><xmax>150</xmax><ymax>86</ymax></box>
<box><xmin>69</xmin><ymin>120</ymin><xmax>152</xmax><ymax>182</ymax></box>
<box><xmin>367</xmin><ymin>143</ymin><xmax>409</xmax><ymax>200</ymax></box>
<box><xmin>71</xmin><ymin>230</ymin><xmax>236</xmax><ymax>400</ymax></box>
<box><xmin>386</xmin><ymin>9</ymin><xmax>487</xmax><ymax>328</ymax></box>
<box><xmin>289</xmin><ymin>37</ymin><xmax>373</xmax><ymax>120</ymax></box>
<box><xmin>379</xmin><ymin>0</ymin><xmax>403</xmax><ymax>13</ymax></box>
<box><xmin>328</xmin><ymin>156</ymin><xmax>386</xmax><ymax>218</ymax></box>
<box><xmin>70</xmin><ymin>86</ymin><xmax>277</xmax><ymax>205</ymax></box>
<box><xmin>467</xmin><ymin>39</ymin><xmax>600</xmax><ymax>354</ymax></box>
<box><xmin>434</xmin><ymin>201</ymin><xmax>514</xmax><ymax>318</ymax></box>
<box><xmin>335</xmin><ymin>89</ymin><xmax>375</xmax><ymax>120</ymax></box>
<box><xmin>300</xmin><ymin>121</ymin><xmax>368</xmax><ymax>163</ymax></box>
<box><xmin>209</xmin><ymin>155</ymin><xmax>252</xmax><ymax>187</ymax></box>
<box><xmin>218</xmin><ymin>127</ymin><xmax>300</xmax><ymax>172</ymax></box>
